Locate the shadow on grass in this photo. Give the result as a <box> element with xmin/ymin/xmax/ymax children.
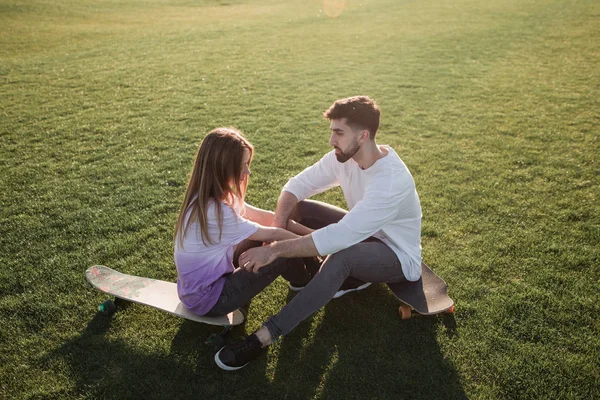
<box><xmin>269</xmin><ymin>284</ymin><xmax>466</xmax><ymax>400</ymax></box>
<box><xmin>44</xmin><ymin>311</ymin><xmax>272</xmax><ymax>399</ymax></box>
<box><xmin>46</xmin><ymin>285</ymin><xmax>464</xmax><ymax>399</ymax></box>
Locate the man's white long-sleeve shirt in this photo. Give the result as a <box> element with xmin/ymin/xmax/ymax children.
<box><xmin>282</xmin><ymin>146</ymin><xmax>422</xmax><ymax>281</ymax></box>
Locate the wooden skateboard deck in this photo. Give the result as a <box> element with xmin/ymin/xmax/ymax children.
<box><xmin>386</xmin><ymin>263</ymin><xmax>454</xmax><ymax>319</ymax></box>
<box><xmin>86</xmin><ymin>265</ymin><xmax>244</xmax><ymax>326</ymax></box>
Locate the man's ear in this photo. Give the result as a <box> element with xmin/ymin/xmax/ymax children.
<box><xmin>360</xmin><ymin>129</ymin><xmax>370</xmax><ymax>143</ymax></box>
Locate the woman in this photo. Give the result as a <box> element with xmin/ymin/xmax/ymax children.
<box><xmin>173</xmin><ymin>127</ymin><xmax>313</xmax><ymax>317</ymax></box>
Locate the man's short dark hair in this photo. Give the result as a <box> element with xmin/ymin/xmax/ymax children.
<box><xmin>323</xmin><ymin>96</ymin><xmax>381</xmax><ymax>139</ymax></box>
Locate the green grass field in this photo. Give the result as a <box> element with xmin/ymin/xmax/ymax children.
<box><xmin>1</xmin><ymin>0</ymin><xmax>599</xmax><ymax>398</ymax></box>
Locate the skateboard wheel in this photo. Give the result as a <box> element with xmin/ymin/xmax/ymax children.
<box><xmin>446</xmin><ymin>305</ymin><xmax>455</xmax><ymax>314</ymax></box>
<box><xmin>398</xmin><ymin>305</ymin><xmax>411</xmax><ymax>320</ymax></box>
<box><xmin>98</xmin><ymin>300</ymin><xmax>116</xmax><ymax>316</ymax></box>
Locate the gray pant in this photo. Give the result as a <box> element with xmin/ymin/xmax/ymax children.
<box><xmin>263</xmin><ymin>200</ymin><xmax>406</xmax><ymax>339</ymax></box>
<box><xmin>205</xmin><ymin>240</ymin><xmax>311</xmax><ymax>317</ymax></box>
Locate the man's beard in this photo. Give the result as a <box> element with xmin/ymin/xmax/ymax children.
<box><xmin>334</xmin><ymin>139</ymin><xmax>360</xmax><ymax>163</ymax></box>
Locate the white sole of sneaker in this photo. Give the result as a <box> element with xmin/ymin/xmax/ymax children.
<box><xmin>214</xmin><ymin>347</ymin><xmax>249</xmax><ymax>371</ymax></box>
<box><xmin>288</xmin><ymin>283</ymin><xmax>304</xmax><ymax>292</ymax></box>
<box><xmin>333</xmin><ymin>282</ymin><xmax>372</xmax><ymax>299</ymax></box>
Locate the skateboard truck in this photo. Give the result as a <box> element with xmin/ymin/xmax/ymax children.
<box><xmin>203</xmin><ymin>306</ymin><xmax>248</xmax><ymax>351</ymax></box>
<box><xmin>204</xmin><ymin>326</ymin><xmax>233</xmax><ymax>351</ymax></box>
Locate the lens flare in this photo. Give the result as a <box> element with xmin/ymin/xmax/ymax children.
<box><xmin>323</xmin><ymin>0</ymin><xmax>346</xmax><ymax>18</ymax></box>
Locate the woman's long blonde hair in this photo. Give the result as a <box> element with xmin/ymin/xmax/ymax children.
<box><xmin>174</xmin><ymin>127</ymin><xmax>254</xmax><ymax>248</ymax></box>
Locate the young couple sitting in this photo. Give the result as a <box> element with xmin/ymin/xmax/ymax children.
<box><xmin>173</xmin><ymin>96</ymin><xmax>423</xmax><ymax>371</ymax></box>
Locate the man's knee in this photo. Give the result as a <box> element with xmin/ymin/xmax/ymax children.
<box><xmin>290</xmin><ymin>199</ymin><xmax>345</xmax><ymax>229</ymax></box>
<box><xmin>321</xmin><ymin>251</ymin><xmax>353</xmax><ymax>275</ymax></box>
<box><xmin>322</xmin><ymin>245</ymin><xmax>373</xmax><ymax>273</ymax></box>
<box><xmin>289</xmin><ymin>200</ymin><xmax>312</xmax><ymax>223</ymax></box>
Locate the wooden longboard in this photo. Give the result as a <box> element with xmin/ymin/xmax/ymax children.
<box><xmin>86</xmin><ymin>265</ymin><xmax>244</xmax><ymax>326</ymax></box>
<box><xmin>386</xmin><ymin>263</ymin><xmax>454</xmax><ymax>318</ymax></box>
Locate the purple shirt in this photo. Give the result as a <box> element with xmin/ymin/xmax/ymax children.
<box><xmin>174</xmin><ymin>200</ymin><xmax>259</xmax><ymax>315</ymax></box>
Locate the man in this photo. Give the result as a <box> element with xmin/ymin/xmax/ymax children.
<box><xmin>215</xmin><ymin>95</ymin><xmax>423</xmax><ymax>371</ymax></box>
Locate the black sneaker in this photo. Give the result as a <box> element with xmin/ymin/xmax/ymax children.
<box><xmin>215</xmin><ymin>334</ymin><xmax>265</xmax><ymax>371</ymax></box>
<box><xmin>333</xmin><ymin>277</ymin><xmax>372</xmax><ymax>299</ymax></box>
<box><xmin>303</xmin><ymin>256</ymin><xmax>323</xmax><ymax>276</ymax></box>
<box><xmin>288</xmin><ymin>257</ymin><xmax>323</xmax><ymax>292</ymax></box>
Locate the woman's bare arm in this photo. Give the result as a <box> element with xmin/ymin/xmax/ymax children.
<box><xmin>243</xmin><ymin>203</ymin><xmax>275</xmax><ymax>226</ymax></box>
<box><xmin>247</xmin><ymin>226</ymin><xmax>299</xmax><ymax>243</ymax></box>
<box><xmin>245</xmin><ymin>202</ymin><xmax>313</xmax><ymax>235</ymax></box>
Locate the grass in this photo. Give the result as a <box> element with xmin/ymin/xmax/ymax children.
<box><xmin>1</xmin><ymin>0</ymin><xmax>599</xmax><ymax>398</ymax></box>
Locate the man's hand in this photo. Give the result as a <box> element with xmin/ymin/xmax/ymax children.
<box><xmin>240</xmin><ymin>235</ymin><xmax>320</xmax><ymax>273</ymax></box>
<box><xmin>239</xmin><ymin>245</ymin><xmax>278</xmax><ymax>273</ymax></box>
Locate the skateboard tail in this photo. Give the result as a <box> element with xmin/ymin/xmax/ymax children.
<box><xmin>387</xmin><ymin>263</ymin><xmax>454</xmax><ymax>317</ymax></box>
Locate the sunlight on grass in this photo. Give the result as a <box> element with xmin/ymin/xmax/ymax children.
<box><xmin>313</xmin><ymin>346</ymin><xmax>339</xmax><ymax>398</ymax></box>
<box><xmin>1</xmin><ymin>0</ymin><xmax>598</xmax><ymax>398</ymax></box>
